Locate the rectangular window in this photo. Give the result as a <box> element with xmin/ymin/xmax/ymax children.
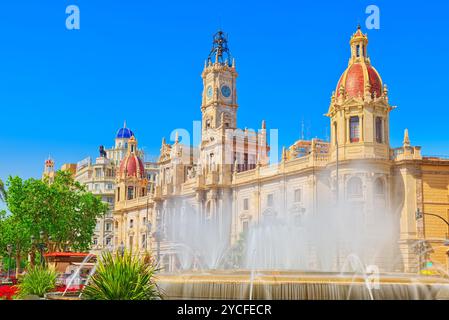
<box><xmin>106</xmin><ymin>238</ymin><xmax>111</xmax><ymax>246</ymax></box>
<box><xmin>356</xmin><ymin>45</ymin><xmax>360</xmax><ymax>57</ymax></box>
<box><xmin>142</xmin><ymin>234</ymin><xmax>147</xmax><ymax>248</ymax></box>
<box><xmin>105</xmin><ymin>223</ymin><xmax>112</xmax><ymax>232</ymax></box>
<box><xmin>375</xmin><ymin>117</ymin><xmax>383</xmax><ymax>143</ymax></box>
<box><xmin>242</xmin><ymin>221</ymin><xmax>249</xmax><ymax>232</ymax></box>
<box><xmin>294</xmin><ymin>189</ymin><xmax>302</xmax><ymax>203</ymax></box>
<box><xmin>267</xmin><ymin>194</ymin><xmax>274</xmax><ymax>207</ymax></box>
<box><xmin>95</xmin><ymin>168</ymin><xmax>102</xmax><ymax>178</ymax></box>
<box><xmin>117</xmin><ymin>187</ymin><xmax>120</xmax><ymax>202</ymax></box>
<box><xmin>243</xmin><ymin>198</ymin><xmax>249</xmax><ymax>211</ymax></box>
<box><xmin>350</xmin><ymin>116</ymin><xmax>360</xmax><ymax>143</ymax></box>
<box><xmin>127</xmin><ymin>187</ymin><xmax>134</xmax><ymax>200</ymax></box>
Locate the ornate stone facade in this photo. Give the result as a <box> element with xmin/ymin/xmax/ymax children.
<box><xmin>113</xmin><ymin>28</ymin><xmax>449</xmax><ymax>274</ymax></box>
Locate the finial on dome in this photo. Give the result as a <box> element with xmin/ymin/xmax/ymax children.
<box><xmin>403</xmin><ymin>129</ymin><xmax>411</xmax><ymax>147</ymax></box>
<box><xmin>261</xmin><ymin>120</ymin><xmax>266</xmax><ymax>130</ymax></box>
<box><xmin>282</xmin><ymin>146</ymin><xmax>287</xmax><ymax>162</ymax></box>
<box><xmin>128</xmin><ymin>135</ymin><xmax>137</xmax><ymax>154</ymax></box>
<box><xmin>124</xmin><ymin>120</ymin><xmax>127</xmax><ymax>128</ymax></box>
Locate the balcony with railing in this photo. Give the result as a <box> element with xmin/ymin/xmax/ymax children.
<box><xmin>234</xmin><ymin>153</ymin><xmax>329</xmax><ymax>185</ymax></box>
<box><xmin>391</xmin><ymin>146</ymin><xmax>422</xmax><ymax>161</ymax></box>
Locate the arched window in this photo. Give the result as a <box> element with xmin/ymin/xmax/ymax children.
<box><xmin>374</xmin><ymin>178</ymin><xmax>385</xmax><ymax>196</ymax></box>
<box><xmin>356</xmin><ymin>45</ymin><xmax>360</xmax><ymax>57</ymax></box>
<box><xmin>350</xmin><ymin>116</ymin><xmax>360</xmax><ymax>143</ymax></box>
<box><xmin>347</xmin><ymin>177</ymin><xmax>363</xmax><ymax>198</ymax></box>
<box><xmin>129</xmin><ymin>219</ymin><xmax>134</xmax><ymax>229</ymax></box>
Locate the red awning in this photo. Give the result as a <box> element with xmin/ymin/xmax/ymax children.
<box><xmin>43</xmin><ymin>252</ymin><xmax>96</xmax><ymax>258</ymax></box>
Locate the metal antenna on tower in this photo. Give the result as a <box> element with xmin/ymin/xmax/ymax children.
<box><xmin>208</xmin><ymin>30</ymin><xmax>232</xmax><ymax>66</ymax></box>
<box><xmin>301</xmin><ymin>118</ymin><xmax>305</xmax><ymax>140</ymax></box>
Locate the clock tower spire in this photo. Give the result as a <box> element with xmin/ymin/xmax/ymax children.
<box><xmin>201</xmin><ymin>30</ymin><xmax>238</xmax><ymax>136</ymax></box>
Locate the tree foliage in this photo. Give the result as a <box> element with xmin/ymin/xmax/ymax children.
<box><xmin>0</xmin><ymin>171</ymin><xmax>108</xmax><ymax>269</ymax></box>
<box><xmin>0</xmin><ymin>178</ymin><xmax>6</xmax><ymax>202</ymax></box>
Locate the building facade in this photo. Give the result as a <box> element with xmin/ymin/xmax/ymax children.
<box><xmin>113</xmin><ymin>28</ymin><xmax>449</xmax><ymax>273</ymax></box>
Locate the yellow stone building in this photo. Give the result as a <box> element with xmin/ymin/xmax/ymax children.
<box><xmin>113</xmin><ymin>28</ymin><xmax>449</xmax><ymax>274</ymax></box>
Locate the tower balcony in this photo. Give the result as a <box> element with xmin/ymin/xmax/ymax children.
<box><xmin>162</xmin><ymin>183</ymin><xmax>174</xmax><ymax>196</ymax></box>
<box><xmin>205</xmin><ymin>171</ymin><xmax>219</xmax><ymax>186</ymax></box>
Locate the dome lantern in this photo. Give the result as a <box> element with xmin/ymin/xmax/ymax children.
<box><xmin>335</xmin><ymin>25</ymin><xmax>383</xmax><ymax>101</ymax></box>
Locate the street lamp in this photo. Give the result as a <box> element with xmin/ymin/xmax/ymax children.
<box><xmin>415</xmin><ymin>209</ymin><xmax>449</xmax><ymax>272</ymax></box>
<box><xmin>416</xmin><ymin>209</ymin><xmax>449</xmax><ymax>227</ymax></box>
<box><xmin>145</xmin><ymin>222</ymin><xmax>152</xmax><ymax>250</ymax></box>
<box><xmin>6</xmin><ymin>244</ymin><xmax>12</xmax><ymax>279</ymax></box>
<box><xmin>153</xmin><ymin>214</ymin><xmax>163</xmax><ymax>264</ymax></box>
<box><xmin>33</xmin><ymin>231</ymin><xmax>48</xmax><ymax>267</ymax></box>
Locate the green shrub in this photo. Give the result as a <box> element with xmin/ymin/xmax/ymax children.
<box><xmin>82</xmin><ymin>251</ymin><xmax>161</xmax><ymax>300</ymax></box>
<box><xmin>16</xmin><ymin>266</ymin><xmax>57</xmax><ymax>298</ymax></box>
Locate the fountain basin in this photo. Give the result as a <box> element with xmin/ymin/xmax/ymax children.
<box><xmin>44</xmin><ymin>292</ymin><xmax>82</xmax><ymax>300</ymax></box>
<box><xmin>156</xmin><ymin>270</ymin><xmax>449</xmax><ymax>300</ymax></box>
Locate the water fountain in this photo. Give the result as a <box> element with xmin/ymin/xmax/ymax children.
<box><xmin>154</xmin><ymin>198</ymin><xmax>449</xmax><ymax>300</ymax></box>
<box><xmin>45</xmin><ymin>187</ymin><xmax>449</xmax><ymax>300</ymax></box>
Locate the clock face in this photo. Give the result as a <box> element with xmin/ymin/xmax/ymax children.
<box><xmin>221</xmin><ymin>85</ymin><xmax>231</xmax><ymax>98</ymax></box>
<box><xmin>206</xmin><ymin>86</ymin><xmax>213</xmax><ymax>99</ymax></box>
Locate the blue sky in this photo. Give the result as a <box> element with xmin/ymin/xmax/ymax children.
<box><xmin>0</xmin><ymin>0</ymin><xmax>448</xmax><ymax>185</ymax></box>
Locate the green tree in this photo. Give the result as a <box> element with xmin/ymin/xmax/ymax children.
<box><xmin>0</xmin><ymin>211</ymin><xmax>31</xmax><ymax>277</ymax></box>
<box><xmin>0</xmin><ymin>178</ymin><xmax>6</xmax><ymax>202</ymax></box>
<box><xmin>0</xmin><ymin>171</ymin><xmax>108</xmax><ymax>275</ymax></box>
<box><xmin>44</xmin><ymin>170</ymin><xmax>108</xmax><ymax>252</ymax></box>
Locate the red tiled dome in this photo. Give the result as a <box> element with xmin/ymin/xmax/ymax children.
<box><xmin>336</xmin><ymin>62</ymin><xmax>382</xmax><ymax>99</ymax></box>
<box><xmin>119</xmin><ymin>154</ymin><xmax>145</xmax><ymax>179</ymax></box>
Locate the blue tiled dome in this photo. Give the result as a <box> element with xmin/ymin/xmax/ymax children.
<box><xmin>116</xmin><ymin>127</ymin><xmax>134</xmax><ymax>139</ymax></box>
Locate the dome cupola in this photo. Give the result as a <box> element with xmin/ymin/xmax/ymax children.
<box><xmin>335</xmin><ymin>25</ymin><xmax>384</xmax><ymax>101</ymax></box>
<box><xmin>118</xmin><ymin>135</ymin><xmax>145</xmax><ymax>179</ymax></box>
<box><xmin>116</xmin><ymin>121</ymin><xmax>134</xmax><ymax>139</ymax></box>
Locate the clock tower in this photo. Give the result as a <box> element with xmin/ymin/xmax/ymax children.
<box><xmin>201</xmin><ymin>30</ymin><xmax>238</xmax><ymax>138</ymax></box>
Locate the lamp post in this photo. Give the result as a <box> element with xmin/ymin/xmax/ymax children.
<box><xmin>30</xmin><ymin>235</ymin><xmax>36</xmax><ymax>268</ymax></box>
<box><xmin>153</xmin><ymin>213</ymin><xmax>162</xmax><ymax>264</ymax></box>
<box><xmin>416</xmin><ymin>209</ymin><xmax>449</xmax><ymax>228</ymax></box>
<box><xmin>35</xmin><ymin>231</ymin><xmax>47</xmax><ymax>267</ymax></box>
<box><xmin>146</xmin><ymin>222</ymin><xmax>152</xmax><ymax>251</ymax></box>
<box><xmin>415</xmin><ymin>209</ymin><xmax>449</xmax><ymax>271</ymax></box>
<box><xmin>6</xmin><ymin>244</ymin><xmax>12</xmax><ymax>279</ymax></box>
